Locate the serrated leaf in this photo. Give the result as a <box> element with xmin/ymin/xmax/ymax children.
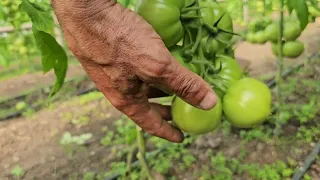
<box><xmin>32</xmin><ymin>28</ymin><xmax>68</xmax><ymax>96</ymax></box>
<box><xmin>19</xmin><ymin>0</ymin><xmax>54</xmax><ymax>33</ymax></box>
<box><xmin>293</xmin><ymin>0</ymin><xmax>309</xmax><ymax>30</ymax></box>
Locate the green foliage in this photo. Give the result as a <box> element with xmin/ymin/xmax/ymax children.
<box><xmin>296</xmin><ymin>125</ymin><xmax>320</xmax><ymax>143</ymax></box>
<box><xmin>11</xmin><ymin>165</ymin><xmax>25</xmax><ymax>178</ymax></box>
<box><xmin>82</xmin><ymin>172</ymin><xmax>95</xmax><ymax>180</ymax></box>
<box><xmin>148</xmin><ymin>135</ymin><xmax>196</xmax><ymax>175</ymax></box>
<box><xmin>286</xmin><ymin>0</ymin><xmax>309</xmax><ymax>30</ymax></box>
<box><xmin>240</xmin><ymin>127</ymin><xmax>272</xmax><ymax>142</ymax></box>
<box><xmin>59</xmin><ymin>132</ymin><xmax>93</xmax><ymax>157</ymax></box>
<box><xmin>19</xmin><ymin>0</ymin><xmax>68</xmax><ymax>97</ymax></box>
<box><xmin>100</xmin><ymin>117</ymin><xmax>137</xmax><ymax>146</ymax></box>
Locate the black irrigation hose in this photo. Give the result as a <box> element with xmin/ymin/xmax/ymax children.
<box><xmin>292</xmin><ymin>142</ymin><xmax>320</xmax><ymax>180</ymax></box>
<box><xmin>0</xmin><ymin>86</ymin><xmax>99</xmax><ymax>121</ymax></box>
<box><xmin>267</xmin><ymin>52</ymin><xmax>319</xmax><ymax>88</ymax></box>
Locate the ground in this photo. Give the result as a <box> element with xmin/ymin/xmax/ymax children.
<box><xmin>0</xmin><ymin>19</ymin><xmax>319</xmax><ymax>180</ymax></box>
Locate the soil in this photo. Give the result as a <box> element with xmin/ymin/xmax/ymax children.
<box><xmin>0</xmin><ymin>18</ymin><xmax>319</xmax><ymax>180</ymax></box>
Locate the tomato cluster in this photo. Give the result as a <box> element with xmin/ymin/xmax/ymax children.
<box><xmin>246</xmin><ymin>17</ymin><xmax>305</xmax><ymax>58</ymax></box>
<box><xmin>136</xmin><ymin>0</ymin><xmax>272</xmax><ymax>135</ymax></box>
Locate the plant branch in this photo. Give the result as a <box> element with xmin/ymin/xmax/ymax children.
<box><xmin>136</xmin><ymin>126</ymin><xmax>153</xmax><ymax>180</ymax></box>
<box><xmin>274</xmin><ymin>0</ymin><xmax>285</xmax><ymax>136</ymax></box>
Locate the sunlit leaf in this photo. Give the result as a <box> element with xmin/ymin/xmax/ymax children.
<box><xmin>32</xmin><ymin>28</ymin><xmax>68</xmax><ymax>97</ymax></box>
<box><xmin>19</xmin><ymin>0</ymin><xmax>68</xmax><ymax>97</ymax></box>
<box><xmin>19</xmin><ymin>0</ymin><xmax>54</xmax><ymax>33</ymax></box>
<box><xmin>287</xmin><ymin>0</ymin><xmax>309</xmax><ymax>30</ymax></box>
<box><xmin>286</xmin><ymin>0</ymin><xmax>295</xmax><ymax>13</ymax></box>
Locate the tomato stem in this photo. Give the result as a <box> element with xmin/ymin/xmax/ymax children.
<box><xmin>274</xmin><ymin>0</ymin><xmax>284</xmax><ymax>136</ymax></box>
<box><xmin>188</xmin><ymin>0</ymin><xmax>203</xmax><ymax>56</ymax></box>
<box><xmin>136</xmin><ymin>126</ymin><xmax>153</xmax><ymax>180</ymax></box>
<box><xmin>180</xmin><ymin>14</ymin><xmax>202</xmax><ymax>19</ymax></box>
<box><xmin>126</xmin><ymin>144</ymin><xmax>138</xmax><ymax>175</ymax></box>
<box><xmin>181</xmin><ymin>6</ymin><xmax>207</xmax><ymax>14</ymax></box>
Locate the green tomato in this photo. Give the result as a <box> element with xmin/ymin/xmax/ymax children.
<box><xmin>254</xmin><ymin>31</ymin><xmax>268</xmax><ymax>44</ymax></box>
<box><xmin>193</xmin><ymin>1</ymin><xmax>234</xmax><ymax>57</ymax></box>
<box><xmin>204</xmin><ymin>56</ymin><xmax>243</xmax><ymax>99</ymax></box>
<box><xmin>170</xmin><ymin>46</ymin><xmax>201</xmax><ymax>75</ymax></box>
<box><xmin>284</xmin><ymin>22</ymin><xmax>301</xmax><ymax>41</ymax></box>
<box><xmin>246</xmin><ymin>32</ymin><xmax>256</xmax><ymax>43</ymax></box>
<box><xmin>265</xmin><ymin>23</ymin><xmax>279</xmax><ymax>43</ymax></box>
<box><xmin>223</xmin><ymin>78</ymin><xmax>272</xmax><ymax>128</ymax></box>
<box><xmin>309</xmin><ymin>6</ymin><xmax>320</xmax><ymax>17</ymax></box>
<box><xmin>136</xmin><ymin>0</ymin><xmax>186</xmax><ymax>48</ymax></box>
<box><xmin>283</xmin><ymin>40</ymin><xmax>304</xmax><ymax>58</ymax></box>
<box><xmin>172</xmin><ymin>96</ymin><xmax>222</xmax><ymax>135</ymax></box>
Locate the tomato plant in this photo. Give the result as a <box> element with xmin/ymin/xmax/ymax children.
<box><xmin>170</xmin><ymin>45</ymin><xmax>201</xmax><ymax>75</ymax></box>
<box><xmin>223</xmin><ymin>78</ymin><xmax>272</xmax><ymax>128</ymax></box>
<box><xmin>172</xmin><ymin>96</ymin><xmax>222</xmax><ymax>135</ymax></box>
<box><xmin>204</xmin><ymin>55</ymin><xmax>244</xmax><ymax>99</ymax></box>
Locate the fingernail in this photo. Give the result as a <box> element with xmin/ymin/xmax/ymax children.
<box><xmin>173</xmin><ymin>132</ymin><xmax>184</xmax><ymax>143</ymax></box>
<box><xmin>199</xmin><ymin>92</ymin><xmax>217</xmax><ymax>110</ymax></box>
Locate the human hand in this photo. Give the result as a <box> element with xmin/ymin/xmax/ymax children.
<box><xmin>52</xmin><ymin>0</ymin><xmax>217</xmax><ymax>143</ymax></box>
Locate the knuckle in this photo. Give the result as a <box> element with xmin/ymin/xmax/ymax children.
<box><xmin>152</xmin><ymin>63</ymin><xmax>170</xmax><ymax>77</ymax></box>
<box><xmin>176</xmin><ymin>74</ymin><xmax>202</xmax><ymax>98</ymax></box>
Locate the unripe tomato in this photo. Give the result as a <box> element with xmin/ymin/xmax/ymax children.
<box><xmin>309</xmin><ymin>6</ymin><xmax>320</xmax><ymax>17</ymax></box>
<box><xmin>265</xmin><ymin>23</ymin><xmax>279</xmax><ymax>43</ymax></box>
<box><xmin>246</xmin><ymin>32</ymin><xmax>256</xmax><ymax>43</ymax></box>
<box><xmin>223</xmin><ymin>78</ymin><xmax>272</xmax><ymax>128</ymax></box>
<box><xmin>254</xmin><ymin>31</ymin><xmax>268</xmax><ymax>44</ymax></box>
<box><xmin>172</xmin><ymin>96</ymin><xmax>222</xmax><ymax>135</ymax></box>
<box><xmin>197</xmin><ymin>1</ymin><xmax>234</xmax><ymax>56</ymax></box>
<box><xmin>284</xmin><ymin>22</ymin><xmax>301</xmax><ymax>41</ymax></box>
<box><xmin>283</xmin><ymin>40</ymin><xmax>304</xmax><ymax>58</ymax></box>
<box><xmin>136</xmin><ymin>0</ymin><xmax>186</xmax><ymax>48</ymax></box>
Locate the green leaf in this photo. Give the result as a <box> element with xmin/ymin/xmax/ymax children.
<box><xmin>19</xmin><ymin>0</ymin><xmax>68</xmax><ymax>97</ymax></box>
<box><xmin>288</xmin><ymin>0</ymin><xmax>309</xmax><ymax>30</ymax></box>
<box><xmin>124</xmin><ymin>0</ymin><xmax>131</xmax><ymax>7</ymax></box>
<box><xmin>19</xmin><ymin>0</ymin><xmax>54</xmax><ymax>33</ymax></box>
<box><xmin>286</xmin><ymin>0</ymin><xmax>295</xmax><ymax>13</ymax></box>
<box><xmin>51</xmin><ymin>52</ymin><xmax>68</xmax><ymax>97</ymax></box>
<box><xmin>32</xmin><ymin>29</ymin><xmax>68</xmax><ymax>97</ymax></box>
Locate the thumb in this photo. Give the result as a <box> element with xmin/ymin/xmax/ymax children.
<box><xmin>161</xmin><ymin>56</ymin><xmax>218</xmax><ymax>110</ymax></box>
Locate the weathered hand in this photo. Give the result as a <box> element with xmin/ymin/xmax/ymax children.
<box><xmin>51</xmin><ymin>0</ymin><xmax>217</xmax><ymax>143</ymax></box>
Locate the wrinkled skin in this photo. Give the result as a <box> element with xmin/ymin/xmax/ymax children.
<box><xmin>51</xmin><ymin>0</ymin><xmax>217</xmax><ymax>143</ymax></box>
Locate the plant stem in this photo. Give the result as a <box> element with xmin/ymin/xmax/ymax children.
<box><xmin>262</xmin><ymin>0</ymin><xmax>266</xmax><ymax>16</ymax></box>
<box><xmin>126</xmin><ymin>144</ymin><xmax>138</xmax><ymax>176</ymax></box>
<box><xmin>136</xmin><ymin>126</ymin><xmax>153</xmax><ymax>180</ymax></box>
<box><xmin>274</xmin><ymin>0</ymin><xmax>284</xmax><ymax>136</ymax></box>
